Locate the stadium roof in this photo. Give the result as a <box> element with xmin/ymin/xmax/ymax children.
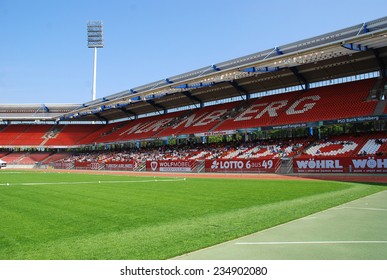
<box><xmin>0</xmin><ymin>104</ymin><xmax>79</xmax><ymax>122</ymax></box>
<box><xmin>2</xmin><ymin>16</ymin><xmax>387</xmax><ymax>123</ymax></box>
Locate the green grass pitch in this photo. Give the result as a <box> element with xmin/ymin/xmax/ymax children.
<box><xmin>0</xmin><ymin>170</ymin><xmax>385</xmax><ymax>260</ymax></box>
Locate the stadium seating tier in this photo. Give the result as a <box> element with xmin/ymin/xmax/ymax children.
<box><xmin>0</xmin><ymin>79</ymin><xmax>384</xmax><ymax>149</ymax></box>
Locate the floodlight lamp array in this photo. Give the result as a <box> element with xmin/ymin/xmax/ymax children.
<box><xmin>87</xmin><ymin>21</ymin><xmax>104</xmax><ymax>48</ymax></box>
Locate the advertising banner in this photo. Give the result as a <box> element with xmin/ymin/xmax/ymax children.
<box><xmin>74</xmin><ymin>162</ymin><xmax>101</xmax><ymax>170</ymax></box>
<box><xmin>146</xmin><ymin>160</ymin><xmax>196</xmax><ymax>172</ymax></box>
<box><xmin>194</xmin><ymin>130</ymin><xmax>235</xmax><ymax>137</ymax></box>
<box><xmin>104</xmin><ymin>161</ymin><xmax>137</xmax><ymax>171</ymax></box>
<box><xmin>293</xmin><ymin>156</ymin><xmax>387</xmax><ymax>173</ymax></box>
<box><xmin>350</xmin><ymin>157</ymin><xmax>387</xmax><ymax>173</ymax></box>
<box><xmin>205</xmin><ymin>158</ymin><xmax>280</xmax><ymax>173</ymax></box>
<box><xmin>74</xmin><ymin>161</ymin><xmax>137</xmax><ymax>171</ymax></box>
<box><xmin>51</xmin><ymin>162</ymin><xmax>73</xmax><ymax>169</ymax></box>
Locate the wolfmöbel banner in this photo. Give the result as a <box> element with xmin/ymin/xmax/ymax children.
<box><xmin>205</xmin><ymin>158</ymin><xmax>280</xmax><ymax>173</ymax></box>
<box><xmin>293</xmin><ymin>156</ymin><xmax>387</xmax><ymax>173</ymax></box>
<box><xmin>146</xmin><ymin>160</ymin><xmax>196</xmax><ymax>172</ymax></box>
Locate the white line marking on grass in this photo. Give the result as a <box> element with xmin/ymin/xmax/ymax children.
<box><xmin>0</xmin><ymin>178</ymin><xmax>187</xmax><ymax>187</ymax></box>
<box><xmin>235</xmin><ymin>241</ymin><xmax>387</xmax><ymax>245</ymax></box>
<box><xmin>0</xmin><ymin>172</ymin><xmax>35</xmax><ymax>174</ymax></box>
<box><xmin>336</xmin><ymin>206</ymin><xmax>387</xmax><ymax>212</ymax></box>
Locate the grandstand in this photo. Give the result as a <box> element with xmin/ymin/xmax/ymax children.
<box><xmin>1</xmin><ymin>17</ymin><xmax>387</xmax><ymax>174</ymax></box>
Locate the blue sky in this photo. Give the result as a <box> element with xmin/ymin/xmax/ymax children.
<box><xmin>0</xmin><ymin>0</ymin><xmax>386</xmax><ymax>104</ymax></box>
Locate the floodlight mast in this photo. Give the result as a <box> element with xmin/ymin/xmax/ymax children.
<box><xmin>87</xmin><ymin>21</ymin><xmax>104</xmax><ymax>101</ymax></box>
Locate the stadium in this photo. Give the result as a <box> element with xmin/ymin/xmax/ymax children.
<box><xmin>0</xmin><ymin>16</ymin><xmax>387</xmax><ymax>260</ymax></box>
